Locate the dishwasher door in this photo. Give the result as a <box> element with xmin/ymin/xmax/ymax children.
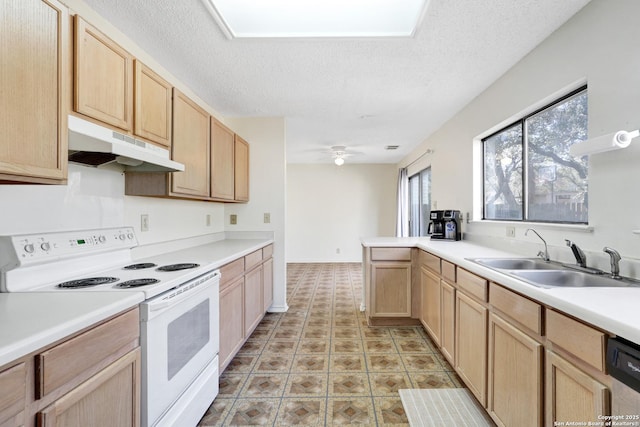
<box><xmin>606</xmin><ymin>337</ymin><xmax>640</xmax><ymax>416</ymax></box>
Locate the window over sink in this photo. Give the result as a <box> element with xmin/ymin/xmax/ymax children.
<box><xmin>482</xmin><ymin>86</ymin><xmax>588</xmax><ymax>224</ymax></box>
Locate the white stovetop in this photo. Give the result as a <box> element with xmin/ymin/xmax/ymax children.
<box><xmin>362</xmin><ymin>237</ymin><xmax>640</xmax><ymax>345</ymax></box>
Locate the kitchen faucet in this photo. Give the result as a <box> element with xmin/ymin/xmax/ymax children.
<box><xmin>565</xmin><ymin>239</ymin><xmax>587</xmax><ymax>268</ymax></box>
<box><xmin>603</xmin><ymin>247</ymin><xmax>622</xmax><ymax>279</ymax></box>
<box><xmin>525</xmin><ymin>228</ymin><xmax>549</xmax><ymax>262</ymax></box>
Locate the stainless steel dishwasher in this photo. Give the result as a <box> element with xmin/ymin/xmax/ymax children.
<box><xmin>607</xmin><ymin>337</ymin><xmax>640</xmax><ymax>418</ymax></box>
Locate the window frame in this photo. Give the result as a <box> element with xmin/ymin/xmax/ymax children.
<box><xmin>409</xmin><ymin>167</ymin><xmax>431</xmax><ymax>236</ymax></box>
<box><xmin>482</xmin><ymin>85</ymin><xmax>588</xmax><ymax>224</ymax></box>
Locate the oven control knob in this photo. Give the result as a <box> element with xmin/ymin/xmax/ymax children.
<box><xmin>118</xmin><ymin>234</ymin><xmax>125</xmax><ymax>241</ymax></box>
<box><xmin>40</xmin><ymin>242</ymin><xmax>51</xmax><ymax>251</ymax></box>
<box><xmin>98</xmin><ymin>235</ymin><xmax>106</xmax><ymax>243</ymax></box>
<box><xmin>127</xmin><ymin>233</ymin><xmax>134</xmax><ymax>240</ymax></box>
<box><xmin>24</xmin><ymin>244</ymin><xmax>35</xmax><ymax>254</ymax></box>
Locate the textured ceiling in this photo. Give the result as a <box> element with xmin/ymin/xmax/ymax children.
<box><xmin>81</xmin><ymin>0</ymin><xmax>591</xmax><ymax>164</ymax></box>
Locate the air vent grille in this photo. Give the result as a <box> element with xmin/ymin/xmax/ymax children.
<box><xmin>385</xmin><ymin>145</ymin><xmax>400</xmax><ymax>150</ymax></box>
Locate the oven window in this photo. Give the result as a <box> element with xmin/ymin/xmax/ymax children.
<box><xmin>167</xmin><ymin>300</ymin><xmax>210</xmax><ymax>380</ymax></box>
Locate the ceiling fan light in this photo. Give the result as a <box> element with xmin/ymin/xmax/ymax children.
<box><xmin>334</xmin><ymin>157</ymin><xmax>345</xmax><ymax>166</ymax></box>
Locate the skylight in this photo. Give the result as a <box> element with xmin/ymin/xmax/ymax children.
<box><xmin>202</xmin><ymin>0</ymin><xmax>430</xmax><ymax>39</ymax></box>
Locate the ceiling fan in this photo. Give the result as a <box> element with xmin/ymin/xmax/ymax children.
<box><xmin>329</xmin><ymin>145</ymin><xmax>360</xmax><ymax>166</ymax></box>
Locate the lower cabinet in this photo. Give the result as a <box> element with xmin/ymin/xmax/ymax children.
<box><xmin>420</xmin><ymin>266</ymin><xmax>441</xmax><ymax>345</ymax></box>
<box><xmin>0</xmin><ymin>362</ymin><xmax>26</xmax><ymax>426</ymax></box>
<box><xmin>263</xmin><ymin>258</ymin><xmax>274</xmax><ymax>312</ymax></box>
<box><xmin>440</xmin><ymin>280</ymin><xmax>456</xmax><ymax>364</ymax></box>
<box><xmin>37</xmin><ymin>348</ymin><xmax>140</xmax><ymax>427</ymax></box>
<box><xmin>219</xmin><ymin>276</ymin><xmax>245</xmax><ymax>372</ymax></box>
<box><xmin>488</xmin><ymin>313</ymin><xmax>543</xmax><ymax>427</ymax></box>
<box><xmin>244</xmin><ymin>265</ymin><xmax>263</xmax><ymax>337</ymax></box>
<box><xmin>545</xmin><ymin>350</ymin><xmax>610</xmax><ymax>425</ymax></box>
<box><xmin>370</xmin><ymin>262</ymin><xmax>412</xmax><ymax>318</ymax></box>
<box><xmin>455</xmin><ymin>290</ymin><xmax>488</xmax><ymax>406</ymax></box>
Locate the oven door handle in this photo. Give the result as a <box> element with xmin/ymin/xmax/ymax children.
<box><xmin>147</xmin><ymin>270</ymin><xmax>220</xmax><ymax>313</ymax></box>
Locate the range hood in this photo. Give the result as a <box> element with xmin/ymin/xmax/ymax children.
<box><xmin>68</xmin><ymin>115</ymin><xmax>185</xmax><ymax>172</ymax></box>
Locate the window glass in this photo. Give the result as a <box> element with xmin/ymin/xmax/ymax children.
<box><xmin>482</xmin><ymin>87</ymin><xmax>588</xmax><ymax>223</ymax></box>
<box><xmin>483</xmin><ymin>124</ymin><xmax>523</xmax><ymax>220</ymax></box>
<box><xmin>409</xmin><ymin>175</ymin><xmax>420</xmax><ymax>236</ymax></box>
<box><xmin>526</xmin><ymin>91</ymin><xmax>588</xmax><ymax>222</ymax></box>
<box><xmin>409</xmin><ymin>168</ymin><xmax>431</xmax><ymax>236</ymax></box>
<box><xmin>420</xmin><ymin>169</ymin><xmax>431</xmax><ymax>235</ymax></box>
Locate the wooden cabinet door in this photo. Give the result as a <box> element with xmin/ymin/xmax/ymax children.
<box><xmin>0</xmin><ymin>362</ymin><xmax>26</xmax><ymax>426</ymax></box>
<box><xmin>171</xmin><ymin>89</ymin><xmax>210</xmax><ymax>197</ymax></box>
<box><xmin>211</xmin><ymin>118</ymin><xmax>235</xmax><ymax>200</ymax></box>
<box><xmin>134</xmin><ymin>60</ymin><xmax>172</xmax><ymax>148</ymax></box>
<box><xmin>370</xmin><ymin>262</ymin><xmax>412</xmax><ymax>317</ymax></box>
<box><xmin>455</xmin><ymin>291</ymin><xmax>488</xmax><ymax>406</ymax></box>
<box><xmin>263</xmin><ymin>258</ymin><xmax>274</xmax><ymax>313</ymax></box>
<box><xmin>37</xmin><ymin>348</ymin><xmax>140</xmax><ymax>427</ymax></box>
<box><xmin>74</xmin><ymin>17</ymin><xmax>133</xmax><ymax>131</ymax></box>
<box><xmin>219</xmin><ymin>277</ymin><xmax>245</xmax><ymax>373</ymax></box>
<box><xmin>244</xmin><ymin>265</ymin><xmax>263</xmax><ymax>337</ymax></box>
<box><xmin>440</xmin><ymin>280</ymin><xmax>456</xmax><ymax>364</ymax></box>
<box><xmin>420</xmin><ymin>266</ymin><xmax>441</xmax><ymax>345</ymax></box>
<box><xmin>234</xmin><ymin>135</ymin><xmax>250</xmax><ymax>202</ymax></box>
<box><xmin>545</xmin><ymin>350</ymin><xmax>609</xmax><ymax>425</ymax></box>
<box><xmin>0</xmin><ymin>0</ymin><xmax>68</xmax><ymax>183</ymax></box>
<box><xmin>488</xmin><ymin>313</ymin><xmax>542</xmax><ymax>427</ymax></box>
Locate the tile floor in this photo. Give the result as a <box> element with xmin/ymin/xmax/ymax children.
<box><xmin>198</xmin><ymin>263</ymin><xmax>464</xmax><ymax>426</ymax></box>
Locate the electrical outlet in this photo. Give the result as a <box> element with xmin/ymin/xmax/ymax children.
<box><xmin>206</xmin><ymin>214</ymin><xmax>211</xmax><ymax>226</ymax></box>
<box><xmin>264</xmin><ymin>213</ymin><xmax>271</xmax><ymax>224</ymax></box>
<box><xmin>506</xmin><ymin>226</ymin><xmax>515</xmax><ymax>237</ymax></box>
<box><xmin>230</xmin><ymin>214</ymin><xmax>237</xmax><ymax>225</ymax></box>
<box><xmin>336</xmin><ymin>248</ymin><xmax>340</xmax><ymax>254</ymax></box>
<box><xmin>141</xmin><ymin>214</ymin><xmax>149</xmax><ymax>232</ymax></box>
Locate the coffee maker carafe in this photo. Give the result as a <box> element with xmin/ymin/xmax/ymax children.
<box><xmin>428</xmin><ymin>210</ymin><xmax>461</xmax><ymax>241</ymax></box>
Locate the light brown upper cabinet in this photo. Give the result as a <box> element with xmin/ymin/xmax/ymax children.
<box><xmin>171</xmin><ymin>89</ymin><xmax>210</xmax><ymax>198</ymax></box>
<box><xmin>0</xmin><ymin>0</ymin><xmax>69</xmax><ymax>184</ymax></box>
<box><xmin>134</xmin><ymin>60</ymin><xmax>172</xmax><ymax>148</ymax></box>
<box><xmin>234</xmin><ymin>135</ymin><xmax>250</xmax><ymax>202</ymax></box>
<box><xmin>74</xmin><ymin>17</ymin><xmax>133</xmax><ymax>131</ymax></box>
<box><xmin>210</xmin><ymin>118</ymin><xmax>235</xmax><ymax>200</ymax></box>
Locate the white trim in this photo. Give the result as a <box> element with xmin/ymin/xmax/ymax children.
<box><xmin>471</xmin><ymin>220</ymin><xmax>593</xmax><ymax>233</ymax></box>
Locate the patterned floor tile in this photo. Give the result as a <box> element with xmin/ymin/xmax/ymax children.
<box><xmin>374</xmin><ymin>397</ymin><xmax>410</xmax><ymax>426</ymax></box>
<box><xmin>332</xmin><ymin>339</ymin><xmax>363</xmax><ymax>353</ymax></box>
<box><xmin>369</xmin><ymin>372</ymin><xmax>411</xmax><ymax>396</ymax></box>
<box><xmin>296</xmin><ymin>339</ymin><xmax>330</xmax><ymax>354</ymax></box>
<box><xmin>264</xmin><ymin>339</ymin><xmax>298</xmax><ymax>354</ymax></box>
<box><xmin>224</xmin><ymin>355</ymin><xmax>257</xmax><ymax>374</ymax></box>
<box><xmin>400</xmin><ymin>353</ymin><xmax>444</xmax><ymax>371</ymax></box>
<box><xmin>329</xmin><ymin>373</ymin><xmax>371</xmax><ymax>396</ymax></box>
<box><xmin>366</xmin><ymin>354</ymin><xmax>405</xmax><ymax>372</ymax></box>
<box><xmin>364</xmin><ymin>339</ymin><xmax>397</xmax><ymax>353</ymax></box>
<box><xmin>394</xmin><ymin>338</ymin><xmax>433</xmax><ymax>353</ymax></box>
<box><xmin>284</xmin><ymin>373</ymin><xmax>328</xmax><ymax>397</ymax></box>
<box><xmin>198</xmin><ymin>398</ymin><xmax>234</xmax><ymax>426</ymax></box>
<box><xmin>239</xmin><ymin>374</ymin><xmax>288</xmax><ymax>398</ymax></box>
<box><xmin>389</xmin><ymin>328</ymin><xmax>421</xmax><ymax>338</ymax></box>
<box><xmin>362</xmin><ymin>328</ymin><xmax>392</xmax><ymax>338</ymax></box>
<box><xmin>332</xmin><ymin>327</ymin><xmax>361</xmax><ymax>340</ymax></box>
<box><xmin>275</xmin><ymin>398</ymin><xmax>326</xmax><ymax>426</ymax></box>
<box><xmin>254</xmin><ymin>353</ymin><xmax>294</xmax><ymax>373</ymax></box>
<box><xmin>273</xmin><ymin>327</ymin><xmax>303</xmax><ymax>339</ymax></box>
<box><xmin>217</xmin><ymin>373</ymin><xmax>248</xmax><ymax>398</ymax></box>
<box><xmin>327</xmin><ymin>398</ymin><xmax>375</xmax><ymax>425</ymax></box>
<box><xmin>409</xmin><ymin>371</ymin><xmax>457</xmax><ymax>389</ymax></box>
<box><xmin>292</xmin><ymin>354</ymin><xmax>328</xmax><ymax>372</ymax></box>
<box><xmin>226</xmin><ymin>398</ymin><xmax>279</xmax><ymax>426</ymax></box>
<box><xmin>329</xmin><ymin>354</ymin><xmax>367</xmax><ymax>372</ymax></box>
<box><xmin>302</xmin><ymin>327</ymin><xmax>330</xmax><ymax>339</ymax></box>
<box><xmin>237</xmin><ymin>339</ymin><xmax>267</xmax><ymax>355</ymax></box>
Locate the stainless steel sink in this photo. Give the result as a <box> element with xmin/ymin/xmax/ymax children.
<box><xmin>512</xmin><ymin>270</ymin><xmax>640</xmax><ymax>288</ymax></box>
<box><xmin>469</xmin><ymin>258</ymin><xmax>561</xmax><ymax>270</ymax></box>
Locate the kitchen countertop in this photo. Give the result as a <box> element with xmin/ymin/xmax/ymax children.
<box><xmin>0</xmin><ymin>237</ymin><xmax>273</xmax><ymax>369</ymax></box>
<box><xmin>0</xmin><ymin>291</ymin><xmax>144</xmax><ymax>368</ymax></box>
<box><xmin>362</xmin><ymin>237</ymin><xmax>640</xmax><ymax>344</ymax></box>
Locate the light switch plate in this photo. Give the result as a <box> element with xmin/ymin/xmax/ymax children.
<box><xmin>230</xmin><ymin>214</ymin><xmax>237</xmax><ymax>225</ymax></box>
<box><xmin>141</xmin><ymin>214</ymin><xmax>149</xmax><ymax>232</ymax></box>
<box><xmin>264</xmin><ymin>213</ymin><xmax>271</xmax><ymax>223</ymax></box>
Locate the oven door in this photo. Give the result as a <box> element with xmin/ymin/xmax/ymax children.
<box><xmin>140</xmin><ymin>270</ymin><xmax>220</xmax><ymax>427</ymax></box>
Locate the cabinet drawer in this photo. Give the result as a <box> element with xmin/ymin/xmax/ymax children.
<box><xmin>441</xmin><ymin>260</ymin><xmax>456</xmax><ymax>282</ymax></box>
<box><xmin>262</xmin><ymin>244</ymin><xmax>273</xmax><ymax>259</ymax></box>
<box><xmin>489</xmin><ymin>283</ymin><xmax>542</xmax><ymax>335</ymax></box>
<box><xmin>220</xmin><ymin>258</ymin><xmax>244</xmax><ymax>288</ymax></box>
<box><xmin>457</xmin><ymin>268</ymin><xmax>488</xmax><ymax>302</ymax></box>
<box><xmin>245</xmin><ymin>249</ymin><xmax>263</xmax><ymax>271</ymax></box>
<box><xmin>36</xmin><ymin>308</ymin><xmax>139</xmax><ymax>398</ymax></box>
<box><xmin>0</xmin><ymin>362</ymin><xmax>26</xmax><ymax>425</ymax></box>
<box><xmin>371</xmin><ymin>247</ymin><xmax>412</xmax><ymax>262</ymax></box>
<box><xmin>546</xmin><ymin>309</ymin><xmax>606</xmax><ymax>372</ymax></box>
<box><xmin>420</xmin><ymin>250</ymin><xmax>441</xmax><ymax>274</ymax></box>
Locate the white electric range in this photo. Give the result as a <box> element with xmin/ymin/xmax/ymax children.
<box><xmin>0</xmin><ymin>227</ymin><xmax>220</xmax><ymax>427</ymax></box>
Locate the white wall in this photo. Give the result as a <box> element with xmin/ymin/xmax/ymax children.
<box><xmin>400</xmin><ymin>0</ymin><xmax>640</xmax><ymax>275</ymax></box>
<box><xmin>224</xmin><ymin>117</ymin><xmax>288</xmax><ymax>312</ymax></box>
<box><xmin>287</xmin><ymin>164</ymin><xmax>397</xmax><ymax>262</ymax></box>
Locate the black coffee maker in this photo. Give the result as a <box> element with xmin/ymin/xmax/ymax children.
<box><xmin>428</xmin><ymin>210</ymin><xmax>462</xmax><ymax>241</ymax></box>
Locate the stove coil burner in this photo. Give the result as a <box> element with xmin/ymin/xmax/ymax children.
<box><xmin>116</xmin><ymin>278</ymin><xmax>160</xmax><ymax>288</ymax></box>
<box><xmin>58</xmin><ymin>277</ymin><xmax>119</xmax><ymax>288</ymax></box>
<box><xmin>156</xmin><ymin>263</ymin><xmax>200</xmax><ymax>272</ymax></box>
<box><xmin>123</xmin><ymin>263</ymin><xmax>157</xmax><ymax>270</ymax></box>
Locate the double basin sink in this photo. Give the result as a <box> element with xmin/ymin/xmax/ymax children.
<box><xmin>468</xmin><ymin>258</ymin><xmax>640</xmax><ymax>289</ymax></box>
